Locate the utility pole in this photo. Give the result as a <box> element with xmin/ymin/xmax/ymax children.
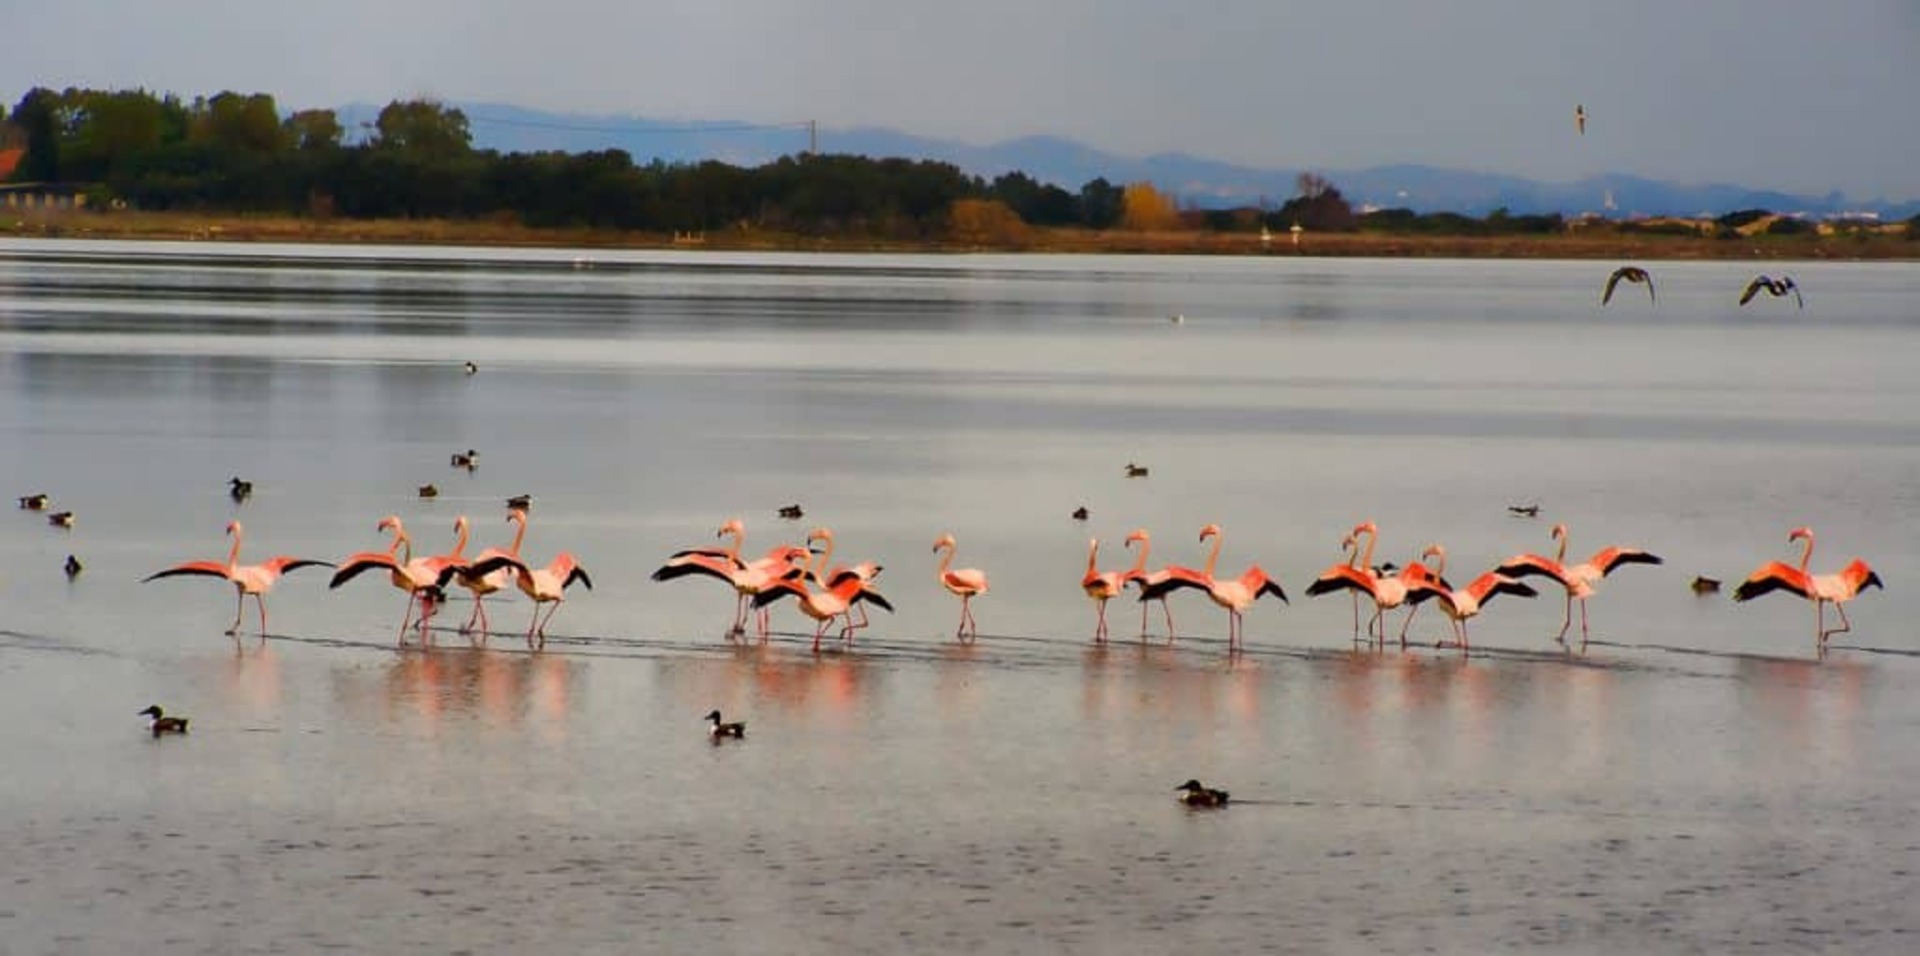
<box><xmin>808</xmin><ymin>119</ymin><xmax>817</xmax><ymax>155</ymax></box>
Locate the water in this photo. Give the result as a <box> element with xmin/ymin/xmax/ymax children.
<box><xmin>1</xmin><ymin>240</ymin><xmax>1917</xmax><ymax>953</ymax></box>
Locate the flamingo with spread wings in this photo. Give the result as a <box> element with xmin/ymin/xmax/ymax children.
<box><xmin>1496</xmin><ymin>522</ymin><xmax>1662</xmax><ymax>649</ymax></box>
<box><xmin>652</xmin><ymin>520</ymin><xmax>806</xmax><ymax>636</ymax></box>
<box><xmin>805</xmin><ymin>526</ymin><xmax>884</xmax><ymax>636</ymax></box>
<box><xmin>143</xmin><ymin>521</ymin><xmax>332</xmax><ymax>636</ymax></box>
<box><xmin>1121</xmin><ymin>529</ymin><xmax>1189</xmax><ymax>641</ymax></box>
<box><xmin>1733</xmin><ymin>526</ymin><xmax>1882</xmax><ymax>653</ymax></box>
<box><xmin>329</xmin><ymin>515</ymin><xmax>471</xmax><ymax>643</ymax></box>
<box><xmin>1404</xmin><ymin>544</ymin><xmax>1538</xmax><ymax>651</ymax></box>
<box><xmin>1137</xmin><ymin>524</ymin><xmax>1287</xmax><ymax>651</ymax></box>
<box><xmin>453</xmin><ymin>507</ymin><xmax>528</xmax><ymax>637</ymax></box>
<box><xmin>752</xmin><ymin>574</ymin><xmax>895</xmax><ymax>652</ymax></box>
<box><xmin>1303</xmin><ymin>521</ymin><xmax>1440</xmax><ymax>647</ymax></box>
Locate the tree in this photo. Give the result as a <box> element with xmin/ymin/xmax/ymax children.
<box><xmin>285</xmin><ymin>110</ymin><xmax>344</xmax><ymax>152</ymax></box>
<box><xmin>1278</xmin><ymin>172</ymin><xmax>1355</xmax><ymax>232</ymax></box>
<box><xmin>947</xmin><ymin>198</ymin><xmax>1029</xmax><ymax>246</ymax></box>
<box><xmin>1077</xmin><ymin>177</ymin><xmax>1123</xmax><ymax>229</ymax></box>
<box><xmin>1120</xmin><ymin>181</ymin><xmax>1179</xmax><ymax>231</ymax></box>
<box><xmin>196</xmin><ymin>92</ymin><xmax>288</xmax><ymax>155</ymax></box>
<box><xmin>7</xmin><ymin>88</ymin><xmax>61</xmax><ymax>181</ymax></box>
<box><xmin>373</xmin><ymin>99</ymin><xmax>471</xmax><ymax>161</ymax></box>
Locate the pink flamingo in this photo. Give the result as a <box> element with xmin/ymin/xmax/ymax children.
<box><xmin>511</xmin><ymin>546</ymin><xmax>593</xmax><ymax>648</ymax></box>
<box><xmin>329</xmin><ymin>515</ymin><xmax>464</xmax><ymax>643</ymax></box>
<box><xmin>805</xmin><ymin>527</ymin><xmax>884</xmax><ymax>636</ymax></box>
<box><xmin>932</xmin><ymin>533</ymin><xmax>989</xmax><ymax>640</ymax></box>
<box><xmin>752</xmin><ymin>575</ymin><xmax>896</xmax><ymax>652</ymax></box>
<box><xmin>454</xmin><ymin>508</ymin><xmax>528</xmax><ymax>637</ymax></box>
<box><xmin>1137</xmin><ymin>524</ymin><xmax>1288</xmax><ymax>650</ymax></box>
<box><xmin>1734</xmin><ymin>526</ymin><xmax>1883</xmax><ymax>653</ymax></box>
<box><xmin>1496</xmin><ymin>522</ymin><xmax>1662</xmax><ymax>649</ymax></box>
<box><xmin>1121</xmin><ymin>529</ymin><xmax>1186</xmax><ymax>640</ymax></box>
<box><xmin>1080</xmin><ymin>537</ymin><xmax>1129</xmax><ymax>642</ymax></box>
<box><xmin>1304</xmin><ymin>521</ymin><xmax>1439</xmax><ymax>647</ymax></box>
<box><xmin>143</xmin><ymin>520</ymin><xmax>333</xmax><ymax>636</ymax></box>
<box><xmin>1404</xmin><ymin>544</ymin><xmax>1538</xmax><ymax>651</ymax></box>
<box><xmin>653</xmin><ymin>520</ymin><xmax>805</xmax><ymax>636</ymax></box>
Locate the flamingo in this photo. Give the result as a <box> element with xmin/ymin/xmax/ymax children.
<box><xmin>329</xmin><ymin>515</ymin><xmax>466</xmax><ymax>643</ymax></box>
<box><xmin>454</xmin><ymin>508</ymin><xmax>528</xmax><ymax>637</ymax></box>
<box><xmin>653</xmin><ymin>522</ymin><xmax>810</xmax><ymax>637</ymax></box>
<box><xmin>1304</xmin><ymin>521</ymin><xmax>1439</xmax><ymax>647</ymax></box>
<box><xmin>1496</xmin><ymin>522</ymin><xmax>1663</xmax><ymax>649</ymax></box>
<box><xmin>143</xmin><ymin>520</ymin><xmax>333</xmax><ymax>636</ymax></box>
<box><xmin>1403</xmin><ymin>544</ymin><xmax>1538</xmax><ymax>651</ymax></box>
<box><xmin>1137</xmin><ymin>524</ymin><xmax>1287</xmax><ymax>650</ymax></box>
<box><xmin>932</xmin><ymin>533</ymin><xmax>989</xmax><ymax>640</ymax></box>
<box><xmin>1122</xmin><ymin>529</ymin><xmax>1189</xmax><ymax>641</ymax></box>
<box><xmin>1601</xmin><ymin>266</ymin><xmax>1655</xmax><ymax>305</ymax></box>
<box><xmin>1080</xmin><ymin>537</ymin><xmax>1128</xmax><ymax>642</ymax></box>
<box><xmin>512</xmin><ymin>546</ymin><xmax>593</xmax><ymax>648</ymax></box>
<box><xmin>752</xmin><ymin>575</ymin><xmax>895</xmax><ymax>652</ymax></box>
<box><xmin>805</xmin><ymin>527</ymin><xmax>883</xmax><ymax>635</ymax></box>
<box><xmin>1733</xmin><ymin>526</ymin><xmax>1883</xmax><ymax>652</ymax></box>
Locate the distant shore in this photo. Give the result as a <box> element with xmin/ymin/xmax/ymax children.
<box><xmin>3</xmin><ymin>209</ymin><xmax>1915</xmax><ymax>260</ymax></box>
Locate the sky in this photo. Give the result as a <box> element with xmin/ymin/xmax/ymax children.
<box><xmin>4</xmin><ymin>0</ymin><xmax>1917</xmax><ymax>200</ymax></box>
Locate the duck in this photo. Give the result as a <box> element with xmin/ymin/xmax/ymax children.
<box><xmin>418</xmin><ymin>484</ymin><xmax>439</xmax><ymax>499</ymax></box>
<box><xmin>1739</xmin><ymin>274</ymin><xmax>1803</xmax><ymax>309</ymax></box>
<box><xmin>777</xmin><ymin>503</ymin><xmax>804</xmax><ymax>520</ymax></box>
<box><xmin>1125</xmin><ymin>463</ymin><xmax>1149</xmax><ymax>478</ymax></box>
<box><xmin>706</xmin><ymin>709</ymin><xmax>746</xmax><ymax>739</ymax></box>
<box><xmin>1071</xmin><ymin>506</ymin><xmax>1090</xmax><ymax>521</ymax></box>
<box><xmin>48</xmin><ymin>511</ymin><xmax>75</xmax><ymax>529</ymax></box>
<box><xmin>1691</xmin><ymin>575</ymin><xmax>1722</xmax><ymax>595</ymax></box>
<box><xmin>229</xmin><ymin>476</ymin><xmax>253</xmax><ymax>502</ymax></box>
<box><xmin>464</xmin><ymin>360</ymin><xmax>479</xmax><ymax>375</ymax></box>
<box><xmin>139</xmin><ymin>705</ymin><xmax>190</xmax><ymax>737</ymax></box>
<box><xmin>1175</xmin><ymin>779</ymin><xmax>1230</xmax><ymax>807</ymax></box>
<box><xmin>63</xmin><ymin>554</ymin><xmax>83</xmax><ymax>578</ymax></box>
<box><xmin>506</xmin><ymin>494</ymin><xmax>533</xmax><ymax>511</ymax></box>
<box><xmin>1507</xmin><ymin>502</ymin><xmax>1541</xmax><ymax>518</ymax></box>
<box><xmin>17</xmin><ymin>492</ymin><xmax>49</xmax><ymax>511</ymax></box>
<box><xmin>450</xmin><ymin>449</ymin><xmax>479</xmax><ymax>470</ymax></box>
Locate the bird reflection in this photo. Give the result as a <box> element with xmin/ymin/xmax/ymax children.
<box><xmin>365</xmin><ymin>648</ymin><xmax>576</xmax><ymax>732</ymax></box>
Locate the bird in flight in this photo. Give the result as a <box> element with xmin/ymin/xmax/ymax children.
<box><xmin>1739</xmin><ymin>275</ymin><xmax>1803</xmax><ymax>309</ymax></box>
<box><xmin>1575</xmin><ymin>104</ymin><xmax>1586</xmax><ymax>136</ymax></box>
<box><xmin>1601</xmin><ymin>266</ymin><xmax>1654</xmax><ymax>305</ymax></box>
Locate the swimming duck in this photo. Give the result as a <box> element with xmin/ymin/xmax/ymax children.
<box><xmin>506</xmin><ymin>494</ymin><xmax>533</xmax><ymax>511</ymax></box>
<box><xmin>1071</xmin><ymin>506</ymin><xmax>1090</xmax><ymax>521</ymax></box>
<box><xmin>1691</xmin><ymin>575</ymin><xmax>1722</xmax><ymax>595</ymax></box>
<box><xmin>706</xmin><ymin>709</ymin><xmax>746</xmax><ymax>739</ymax></box>
<box><xmin>418</xmin><ymin>484</ymin><xmax>439</xmax><ymax>499</ymax></box>
<box><xmin>139</xmin><ymin>705</ymin><xmax>190</xmax><ymax>737</ymax></box>
<box><xmin>777</xmin><ymin>504</ymin><xmax>804</xmax><ymax>520</ymax></box>
<box><xmin>17</xmin><ymin>493</ymin><xmax>49</xmax><ymax>511</ymax></box>
<box><xmin>451</xmin><ymin>450</ymin><xmax>479</xmax><ymax>470</ymax></box>
<box><xmin>464</xmin><ymin>360</ymin><xmax>479</xmax><ymax>375</ymax></box>
<box><xmin>1125</xmin><ymin>463</ymin><xmax>1149</xmax><ymax>478</ymax></box>
<box><xmin>1175</xmin><ymin>779</ymin><xmax>1229</xmax><ymax>807</ymax></box>
<box><xmin>1507</xmin><ymin>503</ymin><xmax>1541</xmax><ymax>518</ymax></box>
<box><xmin>64</xmin><ymin>554</ymin><xmax>82</xmax><ymax>578</ymax></box>
<box><xmin>229</xmin><ymin>477</ymin><xmax>253</xmax><ymax>502</ymax></box>
<box><xmin>48</xmin><ymin>511</ymin><xmax>74</xmax><ymax>529</ymax></box>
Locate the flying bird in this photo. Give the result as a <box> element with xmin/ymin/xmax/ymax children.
<box><xmin>1601</xmin><ymin>267</ymin><xmax>1654</xmax><ymax>305</ymax></box>
<box><xmin>1575</xmin><ymin>104</ymin><xmax>1586</xmax><ymax>136</ymax></box>
<box><xmin>17</xmin><ymin>492</ymin><xmax>49</xmax><ymax>511</ymax></box>
<box><xmin>1739</xmin><ymin>275</ymin><xmax>1803</xmax><ymax>309</ymax></box>
<box><xmin>228</xmin><ymin>477</ymin><xmax>253</xmax><ymax>503</ymax></box>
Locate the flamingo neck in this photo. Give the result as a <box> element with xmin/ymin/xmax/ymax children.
<box><xmin>1085</xmin><ymin>539</ymin><xmax>1099</xmax><ymax>577</ymax></box>
<box><xmin>397</xmin><ymin>531</ymin><xmax>414</xmax><ymax>565</ymax></box>
<box><xmin>1358</xmin><ymin>530</ymin><xmax>1377</xmax><ymax>573</ymax></box>
<box><xmin>451</xmin><ymin>520</ymin><xmax>470</xmax><ymax>559</ymax></box>
<box><xmin>1797</xmin><ymin>534</ymin><xmax>1813</xmax><ymax>573</ymax></box>
<box><xmin>1426</xmin><ymin>548</ymin><xmax>1447</xmax><ymax>579</ymax></box>
<box><xmin>225</xmin><ymin>527</ymin><xmax>243</xmax><ymax>569</ymax></box>
<box><xmin>936</xmin><ymin>544</ymin><xmax>954</xmax><ymax>578</ymax></box>
<box><xmin>1203</xmin><ymin>532</ymin><xmax>1223</xmax><ymax>578</ymax></box>
<box><xmin>1126</xmin><ymin>538</ymin><xmax>1149</xmax><ymax>575</ymax></box>
<box><xmin>508</xmin><ymin>516</ymin><xmax>527</xmax><ymax>556</ymax></box>
<box><xmin>721</xmin><ymin>526</ymin><xmax>743</xmax><ymax>564</ymax></box>
<box><xmin>813</xmin><ymin>534</ymin><xmax>836</xmax><ymax>579</ymax></box>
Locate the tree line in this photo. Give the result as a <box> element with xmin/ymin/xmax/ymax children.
<box><xmin>9</xmin><ymin>87</ymin><xmax>1910</xmax><ymax>241</ymax></box>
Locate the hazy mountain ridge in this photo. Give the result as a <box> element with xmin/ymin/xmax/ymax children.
<box><xmin>365</xmin><ymin>102</ymin><xmax>1918</xmax><ymax>220</ymax></box>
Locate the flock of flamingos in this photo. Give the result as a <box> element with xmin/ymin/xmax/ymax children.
<box><xmin>129</xmin><ymin>504</ymin><xmax>1883</xmax><ymax>658</ymax></box>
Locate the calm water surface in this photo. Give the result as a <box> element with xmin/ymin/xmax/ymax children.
<box><xmin>1</xmin><ymin>239</ymin><xmax>1917</xmax><ymax>953</ymax></box>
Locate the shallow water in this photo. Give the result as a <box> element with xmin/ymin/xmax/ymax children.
<box><xmin>1</xmin><ymin>240</ymin><xmax>1917</xmax><ymax>953</ymax></box>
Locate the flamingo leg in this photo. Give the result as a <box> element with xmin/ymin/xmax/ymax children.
<box><xmin>1367</xmin><ymin>607</ymin><xmax>1385</xmax><ymax>648</ymax></box>
<box><xmin>813</xmin><ymin>618</ymin><xmax>828</xmax><ymax>653</ymax></box>
<box><xmin>1139</xmin><ymin>600</ymin><xmax>1151</xmax><ymax>640</ymax></box>
<box><xmin>1398</xmin><ymin>604</ymin><xmax>1421</xmax><ymax>648</ymax></box>
<box><xmin>396</xmin><ymin>595</ymin><xmax>418</xmax><ymax>644</ymax></box>
<box><xmin>1555</xmin><ymin>593</ymin><xmax>1574</xmax><ymax>643</ymax></box>
<box><xmin>855</xmin><ymin>602</ymin><xmax>870</xmax><ymax>629</ymax></box>
<box><xmin>1350</xmin><ymin>593</ymin><xmax>1361</xmax><ymax>642</ymax></box>
<box><xmin>1822</xmin><ymin>600</ymin><xmax>1852</xmax><ymax>646</ymax></box>
<box><xmin>1094</xmin><ymin>599</ymin><xmax>1109</xmax><ymax>643</ymax></box>
<box><xmin>1577</xmin><ymin>599</ymin><xmax>1591</xmax><ymax>652</ymax></box>
<box><xmin>227</xmin><ymin>590</ymin><xmax>246</xmax><ymax>636</ymax></box>
<box><xmin>256</xmin><ymin>594</ymin><xmax>268</xmax><ymax>637</ymax></box>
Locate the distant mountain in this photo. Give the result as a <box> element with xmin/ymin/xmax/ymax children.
<box><xmin>355</xmin><ymin>101</ymin><xmax>1918</xmax><ymax>220</ymax></box>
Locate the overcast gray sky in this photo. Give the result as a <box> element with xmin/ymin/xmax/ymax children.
<box><xmin>6</xmin><ymin>1</ymin><xmax>1916</xmax><ymax>199</ymax></box>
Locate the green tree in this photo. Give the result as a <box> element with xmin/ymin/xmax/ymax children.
<box><xmin>285</xmin><ymin>109</ymin><xmax>344</xmax><ymax>151</ymax></box>
<box><xmin>7</xmin><ymin>88</ymin><xmax>62</xmax><ymax>181</ymax></box>
<box><xmin>373</xmin><ymin>99</ymin><xmax>471</xmax><ymax>161</ymax></box>
<box><xmin>196</xmin><ymin>92</ymin><xmax>289</xmax><ymax>155</ymax></box>
<box><xmin>1077</xmin><ymin>177</ymin><xmax>1123</xmax><ymax>229</ymax></box>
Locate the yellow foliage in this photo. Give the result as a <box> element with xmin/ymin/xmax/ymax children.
<box><xmin>948</xmin><ymin>199</ymin><xmax>1029</xmax><ymax>246</ymax></box>
<box><xmin>1121</xmin><ymin>182</ymin><xmax>1180</xmax><ymax>231</ymax></box>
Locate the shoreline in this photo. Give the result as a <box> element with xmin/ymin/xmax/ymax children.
<box><xmin>3</xmin><ymin>209</ymin><xmax>1915</xmax><ymax>260</ymax></box>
